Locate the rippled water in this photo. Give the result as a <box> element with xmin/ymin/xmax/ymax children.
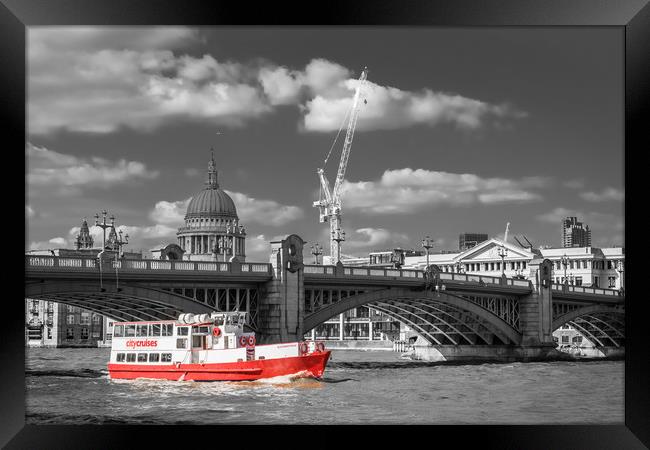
<box><xmin>25</xmin><ymin>348</ymin><xmax>623</xmax><ymax>424</ymax></box>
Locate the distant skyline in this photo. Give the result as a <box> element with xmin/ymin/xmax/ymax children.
<box><xmin>26</xmin><ymin>27</ymin><xmax>624</xmax><ymax>261</ymax></box>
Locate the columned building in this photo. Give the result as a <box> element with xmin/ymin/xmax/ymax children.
<box><xmin>177</xmin><ymin>152</ymin><xmax>247</xmax><ymax>262</ymax></box>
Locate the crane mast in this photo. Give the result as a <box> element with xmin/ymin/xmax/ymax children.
<box><xmin>312</xmin><ymin>67</ymin><xmax>368</xmax><ymax>263</ymax></box>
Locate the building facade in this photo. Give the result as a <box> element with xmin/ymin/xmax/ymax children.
<box><xmin>176</xmin><ymin>152</ymin><xmax>247</xmax><ymax>262</ymax></box>
<box><xmin>25</xmin><ymin>299</ymin><xmax>106</xmax><ymax>348</ymax></box>
<box><xmin>459</xmin><ymin>232</ymin><xmax>488</xmax><ymax>251</ymax></box>
<box><xmin>562</xmin><ymin>216</ymin><xmax>592</xmax><ymax>248</ymax></box>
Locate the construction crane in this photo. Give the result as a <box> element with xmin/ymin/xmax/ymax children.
<box><xmin>313</xmin><ymin>67</ymin><xmax>368</xmax><ymax>263</ymax></box>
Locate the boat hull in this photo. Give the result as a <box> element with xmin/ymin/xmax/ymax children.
<box><xmin>108</xmin><ymin>350</ymin><xmax>331</xmax><ymax>381</ymax></box>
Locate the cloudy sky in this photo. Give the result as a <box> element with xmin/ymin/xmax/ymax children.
<box><xmin>26</xmin><ymin>27</ymin><xmax>624</xmax><ymax>261</ymax></box>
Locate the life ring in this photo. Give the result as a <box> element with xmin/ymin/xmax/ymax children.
<box><xmin>212</xmin><ymin>327</ymin><xmax>221</xmax><ymax>337</ymax></box>
<box><xmin>299</xmin><ymin>342</ymin><xmax>308</xmax><ymax>355</ymax></box>
<box><xmin>316</xmin><ymin>342</ymin><xmax>325</xmax><ymax>352</ymax></box>
<box><xmin>239</xmin><ymin>335</ymin><xmax>247</xmax><ymax>347</ymax></box>
<box><xmin>248</xmin><ymin>335</ymin><xmax>256</xmax><ymax>346</ymax></box>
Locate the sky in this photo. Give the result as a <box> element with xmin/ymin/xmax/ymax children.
<box><xmin>26</xmin><ymin>27</ymin><xmax>624</xmax><ymax>262</ymax></box>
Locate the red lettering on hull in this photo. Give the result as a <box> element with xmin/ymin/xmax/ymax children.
<box><xmin>125</xmin><ymin>339</ymin><xmax>158</xmax><ymax>348</ymax></box>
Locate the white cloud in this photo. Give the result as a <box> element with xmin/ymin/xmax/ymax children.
<box><xmin>29</xmin><ymin>28</ymin><xmax>525</xmax><ymax>136</ymax></box>
<box><xmin>346</xmin><ymin>227</ymin><xmax>409</xmax><ymax>250</ymax></box>
<box><xmin>26</xmin><ymin>205</ymin><xmax>35</xmax><ymax>219</ymax></box>
<box><xmin>563</xmin><ymin>179</ymin><xmax>585</xmax><ymax>189</ymax></box>
<box><xmin>580</xmin><ymin>187</ymin><xmax>624</xmax><ymax>202</ymax></box>
<box><xmin>340</xmin><ymin>168</ymin><xmax>547</xmax><ymax>214</ymax></box>
<box><xmin>149</xmin><ymin>198</ymin><xmax>192</xmax><ymax>225</ymax></box>
<box><xmin>27</xmin><ymin>143</ymin><xmax>159</xmax><ymax>195</ymax></box>
<box><xmin>225</xmin><ymin>191</ymin><xmax>304</xmax><ymax>226</ymax></box>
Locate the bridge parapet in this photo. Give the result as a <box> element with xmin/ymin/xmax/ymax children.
<box><xmin>25</xmin><ymin>255</ymin><xmax>273</xmax><ymax>276</ymax></box>
<box><xmin>551</xmin><ymin>282</ymin><xmax>622</xmax><ymax>298</ymax></box>
<box><xmin>303</xmin><ymin>264</ymin><xmax>532</xmax><ymax>289</ymax></box>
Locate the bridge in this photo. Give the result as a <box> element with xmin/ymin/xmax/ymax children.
<box><xmin>25</xmin><ymin>234</ymin><xmax>625</xmax><ymax>361</ymax></box>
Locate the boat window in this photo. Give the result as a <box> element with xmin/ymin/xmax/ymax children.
<box><xmin>114</xmin><ymin>325</ymin><xmax>124</xmax><ymax>338</ymax></box>
<box><xmin>177</xmin><ymin>326</ymin><xmax>189</xmax><ymax>336</ymax></box>
<box><xmin>136</xmin><ymin>324</ymin><xmax>148</xmax><ymax>337</ymax></box>
<box><xmin>192</xmin><ymin>335</ymin><xmax>202</xmax><ymax>348</ymax></box>
<box><xmin>137</xmin><ymin>353</ymin><xmax>147</xmax><ymax>362</ymax></box>
<box><xmin>126</xmin><ymin>353</ymin><xmax>136</xmax><ymax>362</ymax></box>
<box><xmin>161</xmin><ymin>353</ymin><xmax>172</xmax><ymax>362</ymax></box>
<box><xmin>125</xmin><ymin>325</ymin><xmax>136</xmax><ymax>337</ymax></box>
<box><xmin>176</xmin><ymin>338</ymin><xmax>187</xmax><ymax>349</ymax></box>
<box><xmin>162</xmin><ymin>324</ymin><xmax>173</xmax><ymax>336</ymax></box>
<box><xmin>149</xmin><ymin>353</ymin><xmax>160</xmax><ymax>362</ymax></box>
<box><xmin>192</xmin><ymin>326</ymin><xmax>209</xmax><ymax>334</ymax></box>
<box><xmin>116</xmin><ymin>353</ymin><xmax>125</xmax><ymax>362</ymax></box>
<box><xmin>214</xmin><ymin>317</ymin><xmax>224</xmax><ymax>326</ymax></box>
<box><xmin>150</xmin><ymin>324</ymin><xmax>161</xmax><ymax>336</ymax></box>
<box><xmin>231</xmin><ymin>316</ymin><xmax>239</xmax><ymax>325</ymax></box>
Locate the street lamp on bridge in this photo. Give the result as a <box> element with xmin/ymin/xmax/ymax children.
<box><xmin>113</xmin><ymin>230</ymin><xmax>129</xmax><ymax>290</ymax></box>
<box><xmin>310</xmin><ymin>243</ymin><xmax>323</xmax><ymax>265</ymax></box>
<box><xmin>497</xmin><ymin>245</ymin><xmax>508</xmax><ymax>277</ymax></box>
<box><xmin>560</xmin><ymin>254</ymin><xmax>569</xmax><ymax>288</ymax></box>
<box><xmin>331</xmin><ymin>227</ymin><xmax>346</xmax><ymax>263</ymax></box>
<box><xmin>94</xmin><ymin>210</ymin><xmax>115</xmax><ymax>250</ymax></box>
<box><xmin>421</xmin><ymin>236</ymin><xmax>434</xmax><ymax>268</ymax></box>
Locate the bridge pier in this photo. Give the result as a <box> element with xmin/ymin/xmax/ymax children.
<box><xmin>256</xmin><ymin>234</ymin><xmax>305</xmax><ymax>344</ymax></box>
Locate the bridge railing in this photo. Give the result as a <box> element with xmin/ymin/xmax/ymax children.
<box><xmin>302</xmin><ymin>264</ymin><xmax>532</xmax><ymax>288</ymax></box>
<box><xmin>25</xmin><ymin>255</ymin><xmax>273</xmax><ymax>276</ymax></box>
<box><xmin>551</xmin><ymin>283</ymin><xmax>622</xmax><ymax>297</ymax></box>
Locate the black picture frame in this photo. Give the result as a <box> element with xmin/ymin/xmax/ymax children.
<box><xmin>4</xmin><ymin>0</ymin><xmax>648</xmax><ymax>448</ymax></box>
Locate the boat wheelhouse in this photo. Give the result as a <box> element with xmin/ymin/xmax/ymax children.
<box><xmin>108</xmin><ymin>311</ymin><xmax>330</xmax><ymax>381</ymax></box>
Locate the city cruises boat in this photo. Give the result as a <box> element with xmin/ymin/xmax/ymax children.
<box><xmin>107</xmin><ymin>311</ymin><xmax>331</xmax><ymax>381</ymax></box>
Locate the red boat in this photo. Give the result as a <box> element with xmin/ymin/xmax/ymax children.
<box><xmin>107</xmin><ymin>312</ymin><xmax>331</xmax><ymax>381</ymax></box>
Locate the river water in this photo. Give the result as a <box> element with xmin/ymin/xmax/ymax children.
<box><xmin>25</xmin><ymin>348</ymin><xmax>623</xmax><ymax>425</ymax></box>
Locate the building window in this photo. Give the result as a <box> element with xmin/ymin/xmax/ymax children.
<box><xmin>92</xmin><ymin>331</ymin><xmax>100</xmax><ymax>338</ymax></box>
<box><xmin>582</xmin><ymin>260</ymin><xmax>588</xmax><ymax>269</ymax></box>
<box><xmin>575</xmin><ymin>277</ymin><xmax>583</xmax><ymax>286</ymax></box>
<box><xmin>93</xmin><ymin>315</ymin><xmax>101</xmax><ymax>324</ymax></box>
<box><xmin>67</xmin><ymin>314</ymin><xmax>75</xmax><ymax>325</ymax></box>
<box><xmin>608</xmin><ymin>277</ymin><xmax>616</xmax><ymax>288</ymax></box>
<box><xmin>594</xmin><ymin>276</ymin><xmax>600</xmax><ymax>287</ymax></box>
<box><xmin>67</xmin><ymin>305</ymin><xmax>74</xmax><ymax>313</ymax></box>
<box><xmin>47</xmin><ymin>327</ymin><xmax>52</xmax><ymax>339</ymax></box>
<box><xmin>490</xmin><ymin>263</ymin><xmax>495</xmax><ymax>271</ymax></box>
<box><xmin>556</xmin><ymin>261</ymin><xmax>561</xmax><ymax>270</ymax></box>
<box><xmin>572</xmin><ymin>335</ymin><xmax>583</xmax><ymax>344</ymax></box>
<box><xmin>561</xmin><ymin>335</ymin><xmax>569</xmax><ymax>344</ymax></box>
<box><xmin>80</xmin><ymin>328</ymin><xmax>89</xmax><ymax>340</ymax></box>
<box><xmin>522</xmin><ymin>262</ymin><xmax>526</xmax><ymax>269</ymax></box>
<box><xmin>66</xmin><ymin>328</ymin><xmax>74</xmax><ymax>340</ymax></box>
<box><xmin>80</xmin><ymin>313</ymin><xmax>90</xmax><ymax>325</ymax></box>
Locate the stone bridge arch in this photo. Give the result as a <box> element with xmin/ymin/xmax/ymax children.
<box><xmin>25</xmin><ymin>280</ymin><xmax>215</xmax><ymax>322</ymax></box>
<box><xmin>303</xmin><ymin>288</ymin><xmax>522</xmax><ymax>345</ymax></box>
<box><xmin>553</xmin><ymin>304</ymin><xmax>625</xmax><ymax>348</ymax></box>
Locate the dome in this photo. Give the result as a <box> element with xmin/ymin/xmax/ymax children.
<box><xmin>185</xmin><ymin>188</ymin><xmax>237</xmax><ymax>219</ymax></box>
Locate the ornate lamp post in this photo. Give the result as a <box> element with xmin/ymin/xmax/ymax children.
<box><xmin>421</xmin><ymin>236</ymin><xmax>434</xmax><ymax>268</ymax></box>
<box><xmin>560</xmin><ymin>254</ymin><xmax>569</xmax><ymax>287</ymax></box>
<box><xmin>310</xmin><ymin>243</ymin><xmax>323</xmax><ymax>265</ymax></box>
<box><xmin>113</xmin><ymin>230</ymin><xmax>129</xmax><ymax>290</ymax></box>
<box><xmin>616</xmin><ymin>261</ymin><xmax>624</xmax><ymax>292</ymax></box>
<box><xmin>221</xmin><ymin>224</ymin><xmax>233</xmax><ymax>262</ymax></box>
<box><xmin>332</xmin><ymin>228</ymin><xmax>346</xmax><ymax>263</ymax></box>
<box><xmin>497</xmin><ymin>245</ymin><xmax>508</xmax><ymax>277</ymax></box>
<box><xmin>94</xmin><ymin>210</ymin><xmax>115</xmax><ymax>250</ymax></box>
